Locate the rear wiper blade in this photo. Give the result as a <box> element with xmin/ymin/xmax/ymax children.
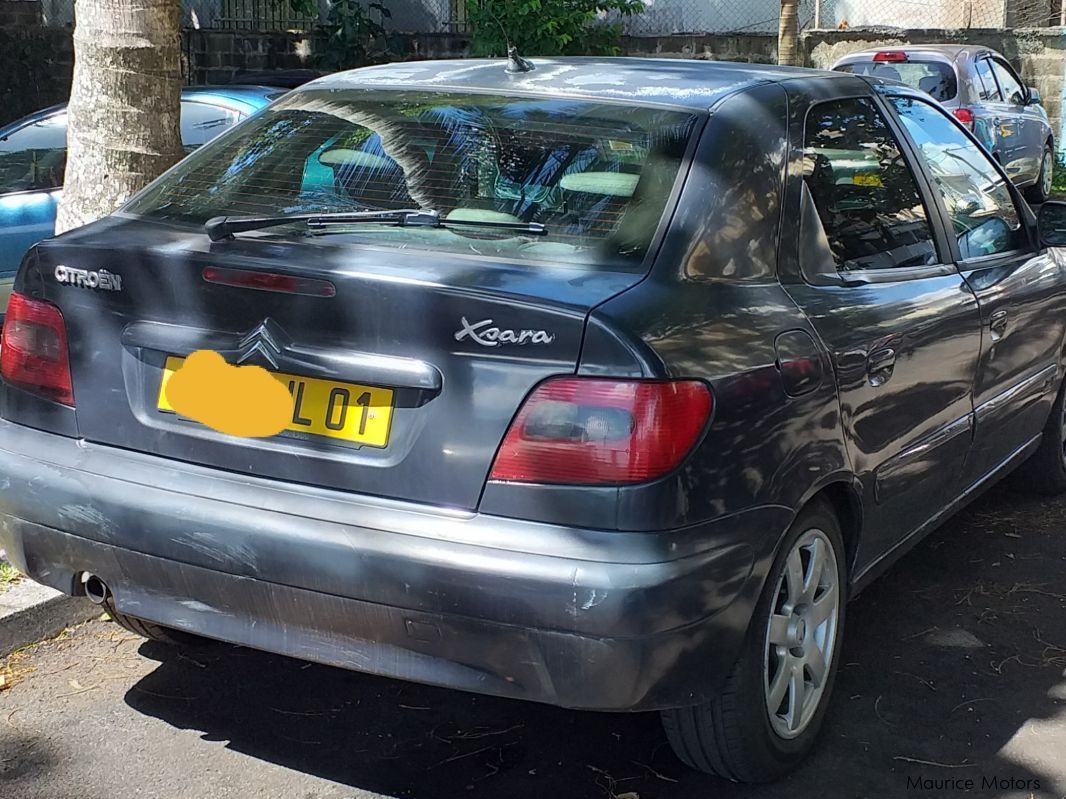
<box><xmin>309</xmin><ymin>210</ymin><xmax>547</xmax><ymax>237</ymax></box>
<box><xmin>204</xmin><ymin>209</ymin><xmax>429</xmax><ymax>242</ymax></box>
<box><xmin>206</xmin><ymin>209</ymin><xmax>548</xmax><ymax>242</ymax></box>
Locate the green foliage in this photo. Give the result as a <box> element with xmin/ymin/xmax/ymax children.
<box><xmin>286</xmin><ymin>0</ymin><xmax>391</xmax><ymax>71</ymax></box>
<box><xmin>0</xmin><ymin>560</ymin><xmax>20</xmax><ymax>594</ymax></box>
<box><xmin>466</xmin><ymin>0</ymin><xmax>645</xmax><ymax>58</ymax></box>
<box><xmin>1052</xmin><ymin>157</ymin><xmax>1066</xmax><ymax>200</ymax></box>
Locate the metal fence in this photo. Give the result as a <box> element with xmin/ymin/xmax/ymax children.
<box><xmin>33</xmin><ymin>0</ymin><xmax>1066</xmax><ymax>34</ymax></box>
<box><xmin>188</xmin><ymin>0</ymin><xmax>451</xmax><ymax>31</ymax></box>
<box><xmin>808</xmin><ymin>0</ymin><xmax>1062</xmax><ymax>30</ymax></box>
<box><xmin>621</xmin><ymin>0</ymin><xmax>1061</xmax><ymax>34</ymax></box>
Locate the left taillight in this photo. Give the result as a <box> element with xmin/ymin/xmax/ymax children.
<box><xmin>0</xmin><ymin>291</ymin><xmax>74</xmax><ymax>406</ymax></box>
<box><xmin>489</xmin><ymin>377</ymin><xmax>713</xmax><ymax>486</ymax></box>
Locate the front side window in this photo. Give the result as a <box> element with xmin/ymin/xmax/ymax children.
<box><xmin>890</xmin><ymin>96</ymin><xmax>1025</xmax><ymax>260</ymax></box>
<box><xmin>974</xmin><ymin>58</ymin><xmax>1001</xmax><ymax>102</ymax></box>
<box><xmin>802</xmin><ymin>97</ymin><xmax>938</xmax><ymax>272</ymax></box>
<box><xmin>990</xmin><ymin>59</ymin><xmax>1026</xmax><ymax>105</ymax></box>
<box><xmin>124</xmin><ymin>91</ymin><xmax>699</xmax><ymax>269</ymax></box>
<box><xmin>0</xmin><ymin>113</ymin><xmax>67</xmax><ymax>194</ymax></box>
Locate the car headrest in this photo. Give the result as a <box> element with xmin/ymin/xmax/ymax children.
<box><xmin>919</xmin><ymin>76</ymin><xmax>941</xmax><ymax>95</ymax></box>
<box><xmin>444</xmin><ymin>208</ymin><xmax>523</xmax><ymax>224</ymax></box>
<box><xmin>319</xmin><ymin>149</ymin><xmax>394</xmax><ymax>170</ymax></box>
<box><xmin>559</xmin><ymin>172</ymin><xmax>639</xmax><ymax>197</ymax></box>
<box><xmin>872</xmin><ymin>65</ymin><xmax>902</xmax><ymax>82</ymax></box>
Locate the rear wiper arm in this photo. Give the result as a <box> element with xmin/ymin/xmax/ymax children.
<box><xmin>206</xmin><ymin>209</ymin><xmax>548</xmax><ymax>241</ymax></box>
<box><xmin>204</xmin><ymin>209</ymin><xmax>430</xmax><ymax>242</ymax></box>
<box><xmin>308</xmin><ymin>210</ymin><xmax>547</xmax><ymax>237</ymax></box>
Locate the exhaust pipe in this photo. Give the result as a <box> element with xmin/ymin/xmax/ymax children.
<box><xmin>82</xmin><ymin>573</ymin><xmax>109</xmax><ymax>605</ymax></box>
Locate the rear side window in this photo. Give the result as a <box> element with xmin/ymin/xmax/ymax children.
<box><xmin>124</xmin><ymin>90</ymin><xmax>699</xmax><ymax>269</ymax></box>
<box><xmin>836</xmin><ymin>60</ymin><xmax>958</xmax><ymax>102</ymax></box>
<box><xmin>802</xmin><ymin>97</ymin><xmax>938</xmax><ymax>273</ymax></box>
<box><xmin>0</xmin><ymin>113</ymin><xmax>67</xmax><ymax>194</ymax></box>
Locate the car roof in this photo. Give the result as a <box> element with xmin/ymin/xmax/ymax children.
<box><xmin>0</xmin><ymin>85</ymin><xmax>278</xmax><ymax>136</ymax></box>
<box><xmin>179</xmin><ymin>85</ymin><xmax>280</xmax><ymax>112</ymax></box>
<box><xmin>833</xmin><ymin>44</ymin><xmax>996</xmax><ymax>65</ymax></box>
<box><xmin>302</xmin><ymin>57</ymin><xmax>850</xmax><ymax>111</ymax></box>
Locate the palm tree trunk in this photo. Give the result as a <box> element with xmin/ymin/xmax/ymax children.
<box><xmin>778</xmin><ymin>0</ymin><xmax>801</xmax><ymax>67</ymax></box>
<box><xmin>56</xmin><ymin>0</ymin><xmax>184</xmax><ymax>233</ymax></box>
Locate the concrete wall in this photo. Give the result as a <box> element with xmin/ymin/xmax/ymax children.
<box><xmin>0</xmin><ymin>24</ymin><xmax>72</xmax><ymax>126</ymax></box>
<box><xmin>0</xmin><ymin>0</ymin><xmax>41</xmax><ymax>27</ymax></box>
<box><xmin>806</xmin><ymin>27</ymin><xmax>1066</xmax><ymax>155</ymax></box>
<box><xmin>620</xmin><ymin>32</ymin><xmax>778</xmax><ymax>62</ymax></box>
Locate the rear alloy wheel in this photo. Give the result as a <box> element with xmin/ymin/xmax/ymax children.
<box><xmin>1026</xmin><ymin>144</ymin><xmax>1054</xmax><ymax>204</ymax></box>
<box><xmin>661</xmin><ymin>502</ymin><xmax>845</xmax><ymax>781</ymax></box>
<box><xmin>1010</xmin><ymin>380</ymin><xmax>1066</xmax><ymax>495</ymax></box>
<box><xmin>763</xmin><ymin>529</ymin><xmax>841</xmax><ymax>739</ymax></box>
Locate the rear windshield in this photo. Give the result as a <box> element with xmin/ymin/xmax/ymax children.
<box><xmin>836</xmin><ymin>60</ymin><xmax>958</xmax><ymax>102</ymax></box>
<box><xmin>124</xmin><ymin>90</ymin><xmax>699</xmax><ymax>268</ymax></box>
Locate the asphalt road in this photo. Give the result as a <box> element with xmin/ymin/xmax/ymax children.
<box><xmin>3</xmin><ymin>482</ymin><xmax>1066</xmax><ymax>799</ymax></box>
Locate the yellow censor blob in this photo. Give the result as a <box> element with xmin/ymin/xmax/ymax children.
<box><xmin>163</xmin><ymin>349</ymin><xmax>294</xmax><ymax>438</ymax></box>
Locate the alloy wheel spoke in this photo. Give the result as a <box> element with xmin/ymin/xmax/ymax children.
<box><xmin>801</xmin><ymin>539</ymin><xmax>825</xmax><ymax>604</ymax></box>
<box><xmin>785</xmin><ymin>549</ymin><xmax>805</xmax><ymax>607</ymax></box>
<box><xmin>768</xmin><ymin>613</ymin><xmax>791</xmax><ymax>646</ymax></box>
<box><xmin>805</xmin><ymin>643</ymin><xmax>827</xmax><ymax>687</ymax></box>
<box><xmin>787</xmin><ymin>663</ymin><xmax>805</xmax><ymax>731</ymax></box>
<box><xmin>767</xmin><ymin>656</ymin><xmax>791</xmax><ymax>712</ymax></box>
<box><xmin>808</xmin><ymin>589</ymin><xmax>837</xmax><ymax>627</ymax></box>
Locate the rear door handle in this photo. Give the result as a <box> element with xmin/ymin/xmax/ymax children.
<box><xmin>990</xmin><ymin>309</ymin><xmax>1009</xmax><ymax>341</ymax></box>
<box><xmin>867</xmin><ymin>347</ymin><xmax>896</xmax><ymax>387</ymax></box>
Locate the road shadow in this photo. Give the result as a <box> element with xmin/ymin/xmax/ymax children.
<box><xmin>123</xmin><ymin>485</ymin><xmax>1066</xmax><ymax>798</ymax></box>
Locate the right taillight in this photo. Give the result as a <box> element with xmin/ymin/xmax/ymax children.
<box><xmin>0</xmin><ymin>291</ymin><xmax>74</xmax><ymax>406</ymax></box>
<box><xmin>489</xmin><ymin>377</ymin><xmax>713</xmax><ymax>486</ymax></box>
<box><xmin>952</xmin><ymin>107</ymin><xmax>976</xmax><ymax>129</ymax></box>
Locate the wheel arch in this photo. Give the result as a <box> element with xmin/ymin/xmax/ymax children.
<box><xmin>800</xmin><ymin>478</ymin><xmax>865</xmax><ymax>587</ymax></box>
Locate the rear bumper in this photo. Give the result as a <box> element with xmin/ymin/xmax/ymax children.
<box><xmin>0</xmin><ymin>420</ymin><xmax>787</xmax><ymax>711</ymax></box>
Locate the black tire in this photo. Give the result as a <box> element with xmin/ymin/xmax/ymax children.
<box><xmin>1025</xmin><ymin>143</ymin><xmax>1054</xmax><ymax>205</ymax></box>
<box><xmin>104</xmin><ymin>600</ymin><xmax>208</xmax><ymax>647</ymax></box>
<box><xmin>1010</xmin><ymin>380</ymin><xmax>1066</xmax><ymax>495</ymax></box>
<box><xmin>661</xmin><ymin>501</ymin><xmax>846</xmax><ymax>782</ymax></box>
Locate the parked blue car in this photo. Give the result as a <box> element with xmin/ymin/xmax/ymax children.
<box><xmin>0</xmin><ymin>85</ymin><xmax>279</xmax><ymax>308</ymax></box>
<box><xmin>832</xmin><ymin>46</ymin><xmax>1055</xmax><ymax>204</ymax></box>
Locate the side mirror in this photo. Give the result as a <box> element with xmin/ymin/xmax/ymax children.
<box><xmin>1027</xmin><ymin>86</ymin><xmax>1042</xmax><ymax>105</ymax></box>
<box><xmin>1037</xmin><ymin>201</ymin><xmax>1066</xmax><ymax>248</ymax></box>
<box><xmin>959</xmin><ymin>216</ymin><xmax>1014</xmax><ymax>259</ymax></box>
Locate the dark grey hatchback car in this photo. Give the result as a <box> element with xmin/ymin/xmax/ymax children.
<box><xmin>3</xmin><ymin>58</ymin><xmax>1066</xmax><ymax>781</ymax></box>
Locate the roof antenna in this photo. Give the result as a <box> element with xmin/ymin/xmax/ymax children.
<box><xmin>485</xmin><ymin>6</ymin><xmax>534</xmax><ymax>73</ymax></box>
<box><xmin>506</xmin><ymin>46</ymin><xmax>535</xmax><ymax>74</ymax></box>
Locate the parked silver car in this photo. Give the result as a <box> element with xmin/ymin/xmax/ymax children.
<box><xmin>832</xmin><ymin>45</ymin><xmax>1055</xmax><ymax>202</ymax></box>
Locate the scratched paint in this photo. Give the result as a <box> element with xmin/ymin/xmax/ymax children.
<box><xmin>163</xmin><ymin>349</ymin><xmax>293</xmax><ymax>438</ymax></box>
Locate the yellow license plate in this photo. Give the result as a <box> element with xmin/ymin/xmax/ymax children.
<box><xmin>157</xmin><ymin>356</ymin><xmax>394</xmax><ymax>447</ymax></box>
